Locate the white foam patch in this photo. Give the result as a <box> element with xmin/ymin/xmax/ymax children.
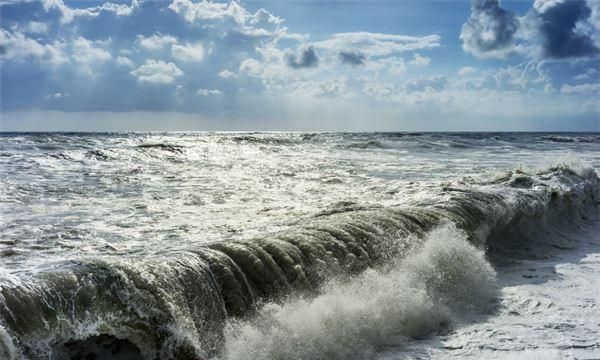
<box><xmin>221</xmin><ymin>225</ymin><xmax>498</xmax><ymax>360</ymax></box>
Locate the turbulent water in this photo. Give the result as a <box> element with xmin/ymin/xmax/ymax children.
<box><xmin>0</xmin><ymin>132</ymin><xmax>599</xmax><ymax>360</ymax></box>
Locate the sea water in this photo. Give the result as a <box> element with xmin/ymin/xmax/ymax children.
<box><xmin>0</xmin><ymin>132</ymin><xmax>598</xmax><ymax>359</ymax></box>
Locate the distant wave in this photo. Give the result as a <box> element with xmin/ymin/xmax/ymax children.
<box><xmin>84</xmin><ymin>149</ymin><xmax>114</xmax><ymax>161</ymax></box>
<box><xmin>136</xmin><ymin>143</ymin><xmax>184</xmax><ymax>153</ymax></box>
<box><xmin>0</xmin><ymin>165</ymin><xmax>598</xmax><ymax>359</ymax></box>
<box><xmin>540</xmin><ymin>135</ymin><xmax>576</xmax><ymax>143</ymax></box>
<box><xmin>538</xmin><ymin>135</ymin><xmax>600</xmax><ymax>143</ymax></box>
<box><xmin>224</xmin><ymin>135</ymin><xmax>299</xmax><ymax>146</ymax></box>
<box><xmin>339</xmin><ymin>140</ymin><xmax>389</xmax><ymax>149</ymax></box>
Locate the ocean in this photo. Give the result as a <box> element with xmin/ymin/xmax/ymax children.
<box><xmin>0</xmin><ymin>132</ymin><xmax>598</xmax><ymax>359</ymax></box>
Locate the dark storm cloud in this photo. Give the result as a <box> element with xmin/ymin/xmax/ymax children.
<box><xmin>460</xmin><ymin>0</ymin><xmax>519</xmax><ymax>58</ymax></box>
<box><xmin>460</xmin><ymin>0</ymin><xmax>600</xmax><ymax>59</ymax></box>
<box><xmin>534</xmin><ymin>0</ymin><xmax>599</xmax><ymax>59</ymax></box>
<box><xmin>285</xmin><ymin>45</ymin><xmax>319</xmax><ymax>69</ymax></box>
<box><xmin>338</xmin><ymin>50</ymin><xmax>366</xmax><ymax>65</ymax></box>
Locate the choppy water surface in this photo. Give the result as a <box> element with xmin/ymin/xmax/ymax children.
<box><xmin>0</xmin><ymin>132</ymin><xmax>599</xmax><ymax>359</ymax></box>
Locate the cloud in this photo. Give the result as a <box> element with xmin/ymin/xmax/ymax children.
<box><xmin>459</xmin><ymin>61</ymin><xmax>551</xmax><ymax>92</ymax></box>
<box><xmin>168</xmin><ymin>0</ymin><xmax>247</xmax><ymax>25</ymax></box>
<box><xmin>574</xmin><ymin>67</ymin><xmax>599</xmax><ymax>80</ymax></box>
<box><xmin>362</xmin><ymin>81</ymin><xmax>395</xmax><ymax>99</ymax></box>
<box><xmin>409</xmin><ymin>53</ymin><xmax>431</xmax><ymax>66</ymax></box>
<box><xmin>3</xmin><ymin>0</ymin><xmax>593</xmax><ymax>130</ymax></box>
<box><xmin>72</xmin><ymin>37</ymin><xmax>111</xmax><ymax>65</ymax></box>
<box><xmin>218</xmin><ymin>69</ymin><xmax>237</xmax><ymax>79</ymax></box>
<box><xmin>285</xmin><ymin>45</ymin><xmax>319</xmax><ymax>69</ymax></box>
<box><xmin>314</xmin><ymin>32</ymin><xmax>441</xmax><ymax>57</ymax></box>
<box><xmin>197</xmin><ymin>88</ymin><xmax>222</xmax><ymax>96</ymax></box>
<box><xmin>22</xmin><ymin>21</ymin><xmax>49</xmax><ymax>34</ymax></box>
<box><xmin>560</xmin><ymin>82</ymin><xmax>600</xmax><ymax>94</ymax></box>
<box><xmin>460</xmin><ymin>0</ymin><xmax>520</xmax><ymax>59</ymax></box>
<box><xmin>404</xmin><ymin>75</ymin><xmax>448</xmax><ymax>92</ymax></box>
<box><xmin>42</xmin><ymin>0</ymin><xmax>135</xmax><ymax>24</ymax></box>
<box><xmin>292</xmin><ymin>78</ymin><xmax>349</xmax><ymax>98</ymax></box>
<box><xmin>339</xmin><ymin>50</ymin><xmax>366</xmax><ymax>65</ymax></box>
<box><xmin>115</xmin><ymin>56</ymin><xmax>134</xmax><ymax>67</ymax></box>
<box><xmin>1</xmin><ymin>0</ymin><xmax>447</xmax><ymax>114</ymax></box>
<box><xmin>458</xmin><ymin>66</ymin><xmax>477</xmax><ymax>76</ymax></box>
<box><xmin>531</xmin><ymin>0</ymin><xmax>599</xmax><ymax>59</ymax></box>
<box><xmin>239</xmin><ymin>58</ymin><xmax>262</xmax><ymax>75</ymax></box>
<box><xmin>130</xmin><ymin>59</ymin><xmax>183</xmax><ymax>84</ymax></box>
<box><xmin>367</xmin><ymin>57</ymin><xmax>406</xmax><ymax>75</ymax></box>
<box><xmin>460</xmin><ymin>0</ymin><xmax>600</xmax><ymax>59</ymax></box>
<box><xmin>171</xmin><ymin>42</ymin><xmax>204</xmax><ymax>62</ymax></box>
<box><xmin>0</xmin><ymin>28</ymin><xmax>67</xmax><ymax>65</ymax></box>
<box><xmin>168</xmin><ymin>0</ymin><xmax>285</xmax><ymax>42</ymax></box>
<box><xmin>589</xmin><ymin>0</ymin><xmax>600</xmax><ymax>42</ymax></box>
<box><xmin>136</xmin><ymin>33</ymin><xmax>177</xmax><ymax>51</ymax></box>
<box><xmin>313</xmin><ymin>79</ymin><xmax>348</xmax><ymax>97</ymax></box>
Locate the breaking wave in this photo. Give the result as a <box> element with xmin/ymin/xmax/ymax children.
<box><xmin>136</xmin><ymin>143</ymin><xmax>185</xmax><ymax>153</ymax></box>
<box><xmin>223</xmin><ymin>225</ymin><xmax>498</xmax><ymax>360</ymax></box>
<box><xmin>339</xmin><ymin>140</ymin><xmax>389</xmax><ymax>149</ymax></box>
<box><xmin>0</xmin><ymin>165</ymin><xmax>598</xmax><ymax>359</ymax></box>
<box><xmin>538</xmin><ymin>135</ymin><xmax>600</xmax><ymax>143</ymax></box>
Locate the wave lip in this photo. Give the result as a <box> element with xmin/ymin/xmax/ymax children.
<box><xmin>0</xmin><ymin>165</ymin><xmax>598</xmax><ymax>359</ymax></box>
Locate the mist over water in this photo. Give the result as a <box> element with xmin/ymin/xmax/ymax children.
<box><xmin>0</xmin><ymin>132</ymin><xmax>599</xmax><ymax>359</ymax></box>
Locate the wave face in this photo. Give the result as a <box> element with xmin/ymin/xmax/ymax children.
<box><xmin>0</xmin><ymin>132</ymin><xmax>599</xmax><ymax>359</ymax></box>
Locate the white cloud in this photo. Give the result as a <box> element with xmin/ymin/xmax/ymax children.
<box><xmin>312</xmin><ymin>79</ymin><xmax>348</xmax><ymax>98</ymax></box>
<box><xmin>249</xmin><ymin>8</ymin><xmax>284</xmax><ymax>26</ymax></box>
<box><xmin>290</xmin><ymin>78</ymin><xmax>350</xmax><ymax>98</ymax></box>
<box><xmin>0</xmin><ymin>29</ymin><xmax>68</xmax><ymax>65</ymax></box>
<box><xmin>404</xmin><ymin>75</ymin><xmax>448</xmax><ymax>92</ymax></box>
<box><xmin>457</xmin><ymin>61</ymin><xmax>551</xmax><ymax>94</ymax></box>
<box><xmin>544</xmin><ymin>83</ymin><xmax>556</xmax><ymax>94</ymax></box>
<box><xmin>239</xmin><ymin>58</ymin><xmax>262</xmax><ymax>76</ymax></box>
<box><xmin>171</xmin><ymin>42</ymin><xmax>205</xmax><ymax>62</ymax></box>
<box><xmin>574</xmin><ymin>68</ymin><xmax>599</xmax><ymax>81</ymax></box>
<box><xmin>42</xmin><ymin>0</ymin><xmax>135</xmax><ymax>24</ymax></box>
<box><xmin>409</xmin><ymin>53</ymin><xmax>431</xmax><ymax>66</ymax></box>
<box><xmin>560</xmin><ymin>82</ymin><xmax>600</xmax><ymax>94</ymax></box>
<box><xmin>72</xmin><ymin>37</ymin><xmax>111</xmax><ymax>64</ymax></box>
<box><xmin>367</xmin><ymin>57</ymin><xmax>406</xmax><ymax>75</ymax></box>
<box><xmin>168</xmin><ymin>0</ymin><xmax>248</xmax><ymax>25</ymax></box>
<box><xmin>197</xmin><ymin>88</ymin><xmax>222</xmax><ymax>96</ymax></box>
<box><xmin>313</xmin><ymin>32</ymin><xmax>441</xmax><ymax>57</ymax></box>
<box><xmin>458</xmin><ymin>66</ymin><xmax>477</xmax><ymax>76</ymax></box>
<box><xmin>115</xmin><ymin>56</ymin><xmax>134</xmax><ymax>67</ymax></box>
<box><xmin>218</xmin><ymin>69</ymin><xmax>237</xmax><ymax>79</ymax></box>
<box><xmin>136</xmin><ymin>34</ymin><xmax>177</xmax><ymax>51</ymax></box>
<box><xmin>362</xmin><ymin>82</ymin><xmax>395</xmax><ymax>99</ymax></box>
<box><xmin>22</xmin><ymin>21</ymin><xmax>49</xmax><ymax>34</ymax></box>
<box><xmin>493</xmin><ymin>61</ymin><xmax>548</xmax><ymax>90</ymax></box>
<box><xmin>168</xmin><ymin>0</ymin><xmax>285</xmax><ymax>41</ymax></box>
<box><xmin>130</xmin><ymin>60</ymin><xmax>183</xmax><ymax>84</ymax></box>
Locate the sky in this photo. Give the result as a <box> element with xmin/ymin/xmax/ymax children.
<box><xmin>0</xmin><ymin>0</ymin><xmax>599</xmax><ymax>131</ymax></box>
